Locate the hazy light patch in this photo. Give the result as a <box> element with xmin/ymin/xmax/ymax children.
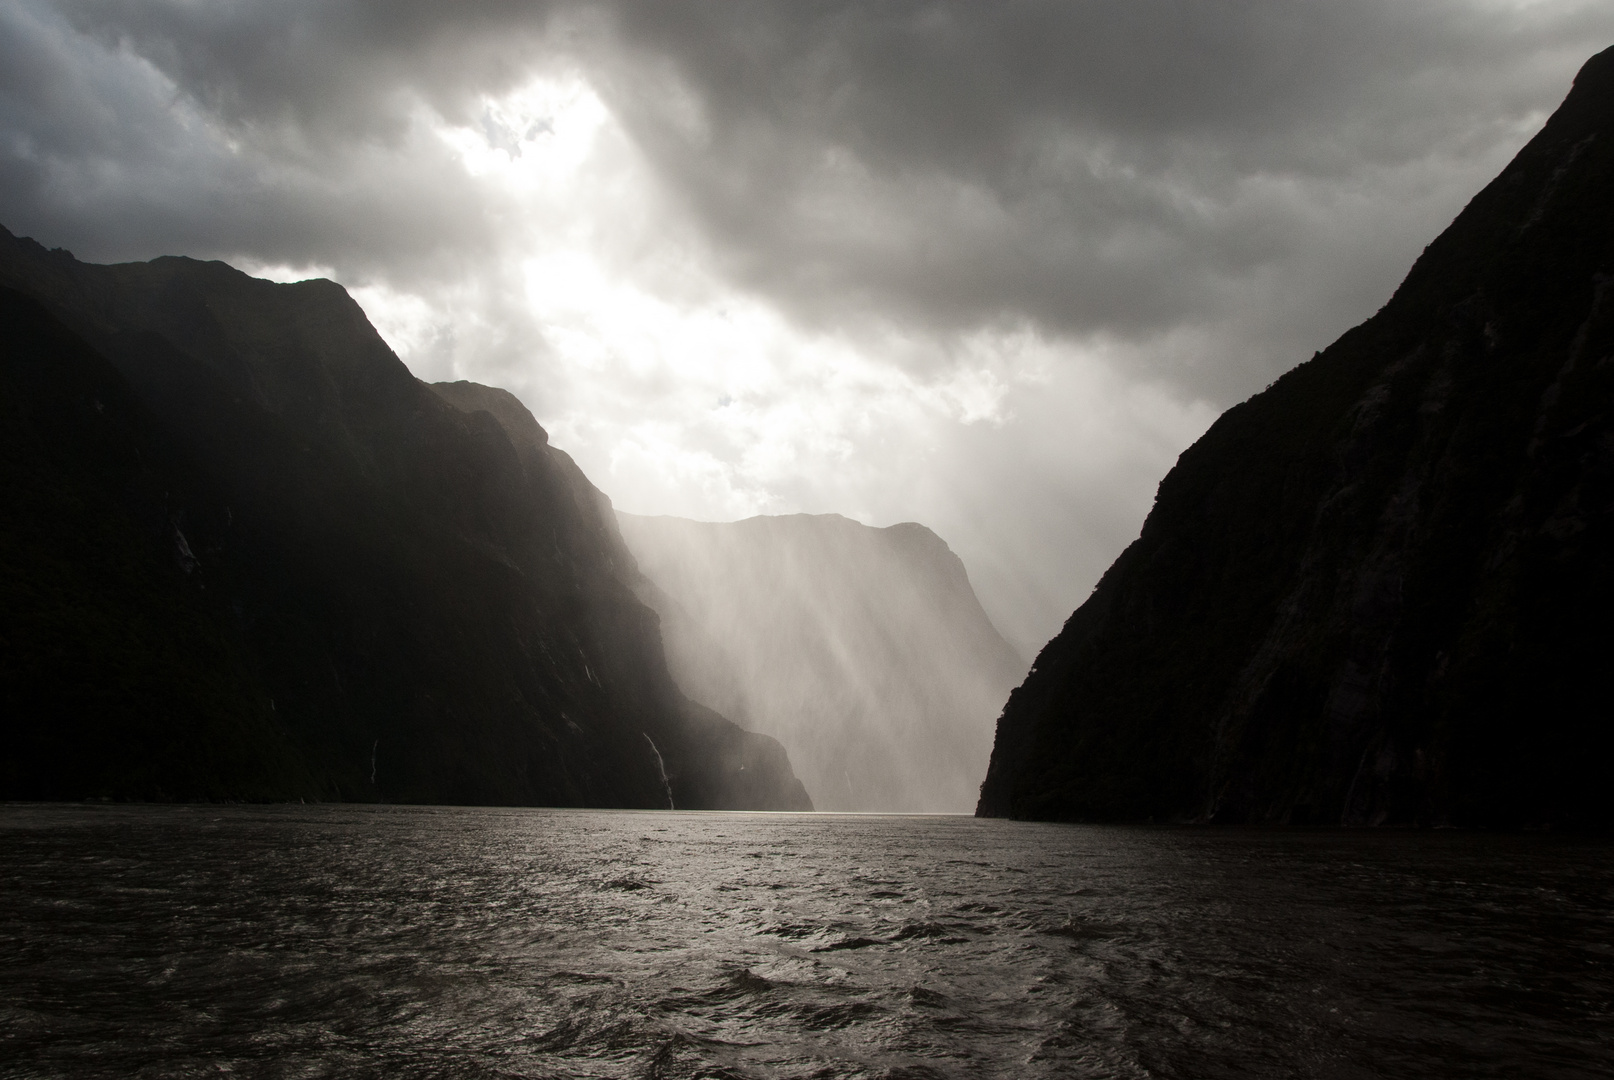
<box><xmin>232</xmin><ymin>260</ymin><xmax>337</xmax><ymax>284</ymax></box>
<box><xmin>411</xmin><ymin>98</ymin><xmax>1050</xmax><ymax>529</ymax></box>
<box><xmin>915</xmin><ymin>340</ymin><xmax>1220</xmax><ymax>655</ymax></box>
<box><xmin>437</xmin><ymin>75</ymin><xmax>610</xmax><ymax>190</ymax></box>
<box><xmin>604</xmin><ymin>425</ymin><xmax>783</xmax><ymax>522</ymax></box>
<box><xmin>538</xmin><ymin>269</ymin><xmax>1035</xmax><ymax>522</ymax></box>
<box><xmin>561</xmin><ymin>311</ymin><xmax>1217</xmax><ymax>654</ymax></box>
<box><xmin>347</xmin><ymin>281</ymin><xmax>461</xmax><ymax>374</ymax></box>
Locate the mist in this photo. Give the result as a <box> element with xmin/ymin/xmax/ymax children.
<box><xmin>3</xmin><ymin>2</ymin><xmax>1610</xmax><ymax>656</ymax></box>
<box><xmin>617</xmin><ymin>512</ymin><xmax>1024</xmax><ymax>813</ymax></box>
<box><xmin>2</xmin><ymin>6</ymin><xmax>1609</xmax><ymax>1074</ymax></box>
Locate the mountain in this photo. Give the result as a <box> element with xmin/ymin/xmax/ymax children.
<box><xmin>977</xmin><ymin>46</ymin><xmax>1614</xmax><ymax>828</ymax></box>
<box><xmin>0</xmin><ymin>229</ymin><xmax>810</xmax><ymax>810</ymax></box>
<box><xmin>616</xmin><ymin>512</ymin><xmax>1026</xmax><ymax>812</ymax></box>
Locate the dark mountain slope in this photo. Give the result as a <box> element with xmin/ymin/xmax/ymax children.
<box><xmin>1</xmin><ymin>286</ymin><xmax>310</xmax><ymax>799</ymax></box>
<box><xmin>617</xmin><ymin>512</ymin><xmax>1025</xmax><ymax>812</ymax></box>
<box><xmin>0</xmin><ymin>232</ymin><xmax>808</xmax><ymax>808</ymax></box>
<box><xmin>978</xmin><ymin>45</ymin><xmax>1614</xmax><ymax>828</ymax></box>
<box><xmin>428</xmin><ymin>380</ymin><xmax>812</xmax><ymax>812</ymax></box>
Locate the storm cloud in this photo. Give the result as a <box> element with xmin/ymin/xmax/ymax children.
<box><xmin>3</xmin><ymin>0</ymin><xmax>1609</xmax><ymax>651</ymax></box>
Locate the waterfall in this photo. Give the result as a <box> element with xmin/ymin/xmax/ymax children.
<box><xmin>642</xmin><ymin>734</ymin><xmax>675</xmax><ymax>810</ymax></box>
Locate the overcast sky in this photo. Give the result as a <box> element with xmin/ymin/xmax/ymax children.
<box><xmin>3</xmin><ymin>1</ymin><xmax>1610</xmax><ymax>655</ymax></box>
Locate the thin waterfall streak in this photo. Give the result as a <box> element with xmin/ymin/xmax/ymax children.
<box><xmin>643</xmin><ymin>734</ymin><xmax>675</xmax><ymax>810</ymax></box>
<box><xmin>371</xmin><ymin>740</ymin><xmax>378</xmax><ymax>786</ymax></box>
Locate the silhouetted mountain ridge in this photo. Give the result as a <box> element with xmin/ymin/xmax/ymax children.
<box><xmin>0</xmin><ymin>231</ymin><xmax>809</xmax><ymax>809</ymax></box>
<box><xmin>977</xmin><ymin>45</ymin><xmax>1614</xmax><ymax>828</ymax></box>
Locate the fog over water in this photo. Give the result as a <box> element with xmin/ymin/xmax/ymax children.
<box><xmin>618</xmin><ymin>512</ymin><xmax>1025</xmax><ymax>813</ymax></box>
<box><xmin>3</xmin><ymin>2</ymin><xmax>1612</xmax><ymax>652</ymax></box>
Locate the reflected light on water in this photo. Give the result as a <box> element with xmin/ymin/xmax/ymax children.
<box><xmin>2</xmin><ymin>804</ymin><xmax>1610</xmax><ymax>1079</ymax></box>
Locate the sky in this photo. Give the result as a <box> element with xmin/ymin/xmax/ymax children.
<box><xmin>2</xmin><ymin>1</ymin><xmax>1610</xmax><ymax>656</ymax></box>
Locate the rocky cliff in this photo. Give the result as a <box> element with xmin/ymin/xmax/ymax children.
<box><xmin>0</xmin><ymin>231</ymin><xmax>810</xmax><ymax>809</ymax></box>
<box><xmin>977</xmin><ymin>45</ymin><xmax>1614</xmax><ymax>828</ymax></box>
<box><xmin>617</xmin><ymin>512</ymin><xmax>1025</xmax><ymax>812</ymax></box>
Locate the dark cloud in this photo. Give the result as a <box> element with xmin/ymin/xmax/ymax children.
<box><xmin>593</xmin><ymin>1</ymin><xmax>1611</xmax><ymax>375</ymax></box>
<box><xmin>3</xmin><ymin>1</ymin><xmax>1611</xmax><ymax>648</ymax></box>
<box><xmin>60</xmin><ymin>1</ymin><xmax>561</xmax><ymax>136</ymax></box>
<box><xmin>6</xmin><ymin>2</ymin><xmax>1607</xmax><ymax>346</ymax></box>
<box><xmin>0</xmin><ymin>3</ymin><xmax>495</xmax><ymax>271</ymax></box>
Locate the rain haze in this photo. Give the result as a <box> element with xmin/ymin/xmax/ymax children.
<box><xmin>3</xmin><ymin>1</ymin><xmax>1609</xmax><ymax>657</ymax></box>
<box><xmin>616</xmin><ymin>511</ymin><xmax>1027</xmax><ymax>812</ymax></box>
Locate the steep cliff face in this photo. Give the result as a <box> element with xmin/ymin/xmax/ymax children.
<box><xmin>0</xmin><ymin>232</ymin><xmax>810</xmax><ymax>809</ymax></box>
<box><xmin>977</xmin><ymin>46</ymin><xmax>1614</xmax><ymax>828</ymax></box>
<box><xmin>428</xmin><ymin>380</ymin><xmax>812</xmax><ymax>812</ymax></box>
<box><xmin>617</xmin><ymin>512</ymin><xmax>1026</xmax><ymax>812</ymax></box>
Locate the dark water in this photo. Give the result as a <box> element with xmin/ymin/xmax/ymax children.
<box><xmin>1</xmin><ymin>806</ymin><xmax>1610</xmax><ymax>1079</ymax></box>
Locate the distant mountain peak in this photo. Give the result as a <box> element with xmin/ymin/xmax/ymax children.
<box><xmin>618</xmin><ymin>510</ymin><xmax>1025</xmax><ymax>813</ymax></box>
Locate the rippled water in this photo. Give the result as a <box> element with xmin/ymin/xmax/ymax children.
<box><xmin>1</xmin><ymin>805</ymin><xmax>1610</xmax><ymax>1079</ymax></box>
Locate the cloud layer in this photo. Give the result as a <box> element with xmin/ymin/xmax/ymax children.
<box><xmin>3</xmin><ymin>0</ymin><xmax>1610</xmax><ymax>651</ymax></box>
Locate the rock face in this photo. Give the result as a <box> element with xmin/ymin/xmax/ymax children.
<box><xmin>0</xmin><ymin>231</ymin><xmax>810</xmax><ymax>809</ymax></box>
<box><xmin>617</xmin><ymin>512</ymin><xmax>1026</xmax><ymax>812</ymax></box>
<box><xmin>978</xmin><ymin>45</ymin><xmax>1614</xmax><ymax>829</ymax></box>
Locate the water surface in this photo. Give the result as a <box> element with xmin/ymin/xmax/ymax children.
<box><xmin>2</xmin><ymin>805</ymin><xmax>1610</xmax><ymax>1078</ymax></box>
